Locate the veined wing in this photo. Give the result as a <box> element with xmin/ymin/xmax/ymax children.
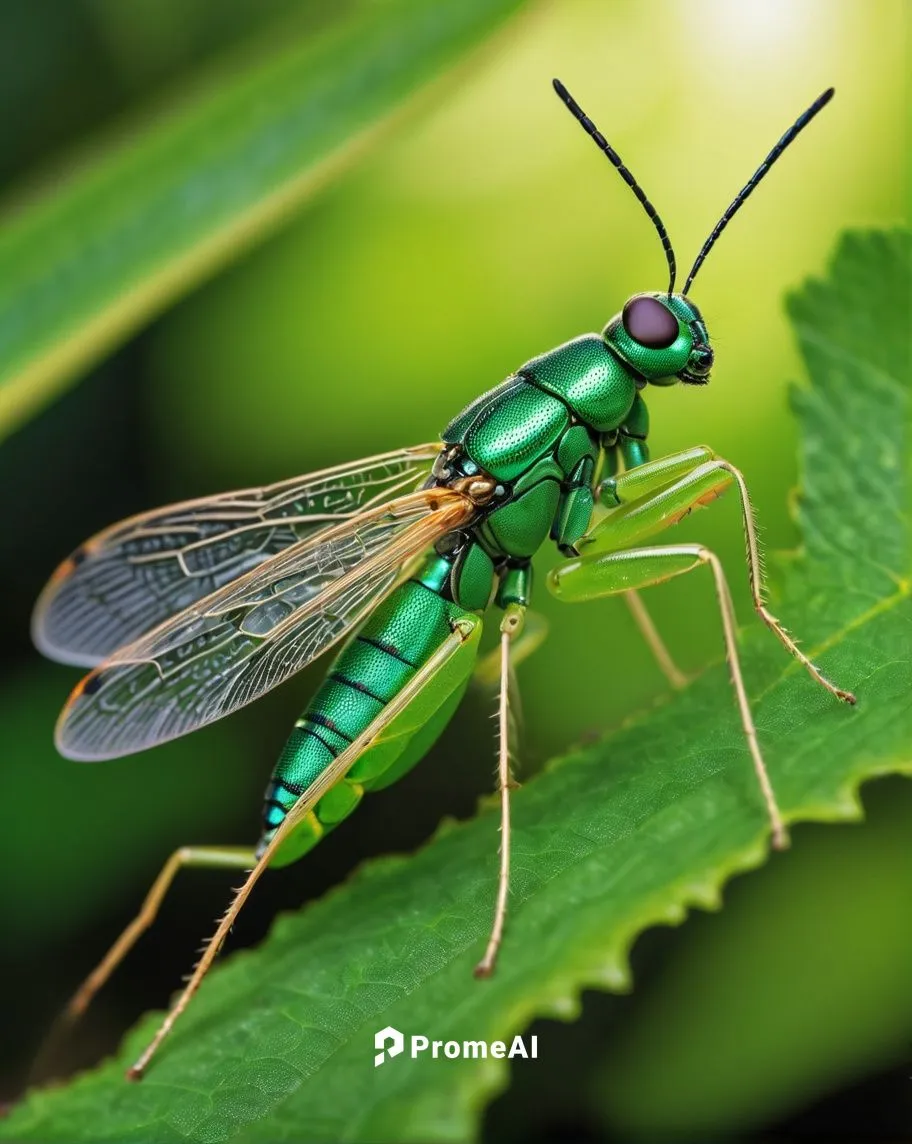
<box><xmin>55</xmin><ymin>488</ymin><xmax>474</xmax><ymax>761</ymax></box>
<box><xmin>33</xmin><ymin>443</ymin><xmax>441</xmax><ymax>667</ymax></box>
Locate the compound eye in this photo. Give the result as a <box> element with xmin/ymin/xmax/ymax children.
<box><xmin>622</xmin><ymin>296</ymin><xmax>679</xmax><ymax>349</ymax></box>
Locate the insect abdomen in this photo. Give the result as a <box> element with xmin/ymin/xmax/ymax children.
<box><xmin>259</xmin><ymin>578</ymin><xmax>479</xmax><ymax>866</ymax></box>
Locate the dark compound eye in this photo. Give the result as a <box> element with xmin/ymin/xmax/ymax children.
<box><xmin>622</xmin><ymin>296</ymin><xmax>679</xmax><ymax>349</ymax></box>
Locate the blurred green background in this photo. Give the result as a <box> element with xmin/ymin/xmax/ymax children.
<box><xmin>0</xmin><ymin>0</ymin><xmax>908</xmax><ymax>1138</ymax></box>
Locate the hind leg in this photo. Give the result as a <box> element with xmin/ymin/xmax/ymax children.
<box><xmin>32</xmin><ymin>845</ymin><xmax>255</xmax><ymax>1077</ymax></box>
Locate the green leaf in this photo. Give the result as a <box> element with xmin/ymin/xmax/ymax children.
<box><xmin>4</xmin><ymin>230</ymin><xmax>909</xmax><ymax>1142</ymax></box>
<box><xmin>0</xmin><ymin>0</ymin><xmax>525</xmax><ymax>441</ymax></box>
<box><xmin>589</xmin><ymin>776</ymin><xmax>912</xmax><ymax>1135</ymax></box>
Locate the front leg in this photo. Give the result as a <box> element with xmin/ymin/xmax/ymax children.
<box><xmin>549</xmin><ymin>541</ymin><xmax>789</xmax><ymax>847</ymax></box>
<box><xmin>589</xmin><ymin>446</ymin><xmax>719</xmax><ymax>686</ymax></box>
<box><xmin>549</xmin><ymin>450</ymin><xmax>856</xmax><ymax>847</ymax></box>
<box><xmin>586</xmin><ymin>447</ymin><xmax>855</xmax><ymax>706</ymax></box>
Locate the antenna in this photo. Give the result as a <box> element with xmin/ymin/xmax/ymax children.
<box><xmin>683</xmin><ymin>88</ymin><xmax>834</xmax><ymax>295</ymax></box>
<box><xmin>553</xmin><ymin>78</ymin><xmax>677</xmax><ymax>295</ymax></box>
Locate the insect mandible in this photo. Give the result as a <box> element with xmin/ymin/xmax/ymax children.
<box><xmin>32</xmin><ymin>79</ymin><xmax>854</xmax><ymax>1080</ymax></box>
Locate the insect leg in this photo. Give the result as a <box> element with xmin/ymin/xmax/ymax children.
<box><xmin>32</xmin><ymin>845</ymin><xmax>255</xmax><ymax>1077</ymax></box>
<box><xmin>126</xmin><ymin>615</ymin><xmax>482</xmax><ymax>1081</ymax></box>
<box><xmin>622</xmin><ymin>591</ymin><xmax>689</xmax><ymax>690</ymax></box>
<box><xmin>591</xmin><ymin>448</ymin><xmax>718</xmax><ymax>688</ymax></box>
<box><xmin>588</xmin><ymin>451</ymin><xmax>731</xmax><ymax>553</ymax></box>
<box><xmin>549</xmin><ymin>544</ymin><xmax>788</xmax><ymax>849</ymax></box>
<box><xmin>475</xmin><ymin>603</ymin><xmax>524</xmax><ymax>978</ymax></box>
<box><xmin>713</xmin><ymin>459</ymin><xmax>855</xmax><ymax>704</ymax></box>
<box><xmin>593</xmin><ymin>446</ymin><xmax>718</xmax><ymax>520</ymax></box>
<box><xmin>585</xmin><ymin>452</ymin><xmax>854</xmax><ymax>704</ymax></box>
<box><xmin>473</xmin><ymin>609</ymin><xmax>548</xmax><ymax>688</ymax></box>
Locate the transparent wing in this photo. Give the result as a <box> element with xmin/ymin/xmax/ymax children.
<box><xmin>55</xmin><ymin>489</ymin><xmax>474</xmax><ymax>761</ymax></box>
<box><xmin>33</xmin><ymin>444</ymin><xmax>441</xmax><ymax>667</ymax></box>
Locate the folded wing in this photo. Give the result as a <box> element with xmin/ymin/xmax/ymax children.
<box><xmin>33</xmin><ymin>444</ymin><xmax>440</xmax><ymax>666</ymax></box>
<box><xmin>55</xmin><ymin>488</ymin><xmax>474</xmax><ymax>761</ymax></box>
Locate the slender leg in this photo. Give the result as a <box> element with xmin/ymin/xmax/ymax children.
<box><xmin>718</xmin><ymin>461</ymin><xmax>854</xmax><ymax>703</ymax></box>
<box><xmin>127</xmin><ymin>615</ymin><xmax>481</xmax><ymax>1080</ymax></box>
<box><xmin>589</xmin><ymin>452</ymin><xmax>855</xmax><ymax>705</ymax></box>
<box><xmin>551</xmin><ymin>544</ymin><xmax>790</xmax><ymax>847</ymax></box>
<box><xmin>473</xmin><ymin>595</ymin><xmax>683</xmax><ymax>766</ymax></box>
<box><xmin>475</xmin><ymin>604</ymin><xmax>524</xmax><ymax>978</ymax></box>
<box><xmin>623</xmin><ymin>590</ymin><xmax>689</xmax><ymax>689</ymax></box>
<box><xmin>597</xmin><ymin>450</ymin><xmax>707</xmax><ymax>692</ymax></box>
<box><xmin>32</xmin><ymin>845</ymin><xmax>254</xmax><ymax>1078</ymax></box>
<box><xmin>473</xmin><ymin>609</ymin><xmax>547</xmax><ymax>688</ymax></box>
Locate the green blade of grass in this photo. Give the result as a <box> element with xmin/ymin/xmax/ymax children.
<box><xmin>0</xmin><ymin>0</ymin><xmax>524</xmax><ymax>441</ymax></box>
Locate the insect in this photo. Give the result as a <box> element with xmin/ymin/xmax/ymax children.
<box><xmin>33</xmin><ymin>79</ymin><xmax>853</xmax><ymax>1081</ymax></box>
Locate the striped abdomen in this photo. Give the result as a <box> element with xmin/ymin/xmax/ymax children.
<box><xmin>258</xmin><ymin>577</ymin><xmax>474</xmax><ymax>865</ymax></box>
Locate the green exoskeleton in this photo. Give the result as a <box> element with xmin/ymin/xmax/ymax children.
<box><xmin>32</xmin><ymin>80</ymin><xmax>853</xmax><ymax>1080</ymax></box>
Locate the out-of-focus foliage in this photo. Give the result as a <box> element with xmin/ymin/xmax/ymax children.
<box><xmin>592</xmin><ymin>777</ymin><xmax>912</xmax><ymax>1136</ymax></box>
<box><xmin>0</xmin><ymin>670</ymin><xmax>252</xmax><ymax>946</ymax></box>
<box><xmin>4</xmin><ymin>230</ymin><xmax>909</xmax><ymax>1143</ymax></box>
<box><xmin>0</xmin><ymin>0</ymin><xmax>523</xmax><ymax>440</ymax></box>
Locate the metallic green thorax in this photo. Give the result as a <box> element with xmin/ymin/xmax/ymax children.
<box><xmin>261</xmin><ymin>294</ymin><xmax>711</xmax><ymax>862</ymax></box>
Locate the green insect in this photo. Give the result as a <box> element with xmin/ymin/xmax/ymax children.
<box><xmin>33</xmin><ymin>79</ymin><xmax>853</xmax><ymax>1080</ymax></box>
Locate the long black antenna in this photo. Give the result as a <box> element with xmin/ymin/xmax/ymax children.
<box><xmin>553</xmin><ymin>78</ymin><xmax>677</xmax><ymax>295</ymax></box>
<box><xmin>683</xmin><ymin>88</ymin><xmax>834</xmax><ymax>295</ymax></box>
